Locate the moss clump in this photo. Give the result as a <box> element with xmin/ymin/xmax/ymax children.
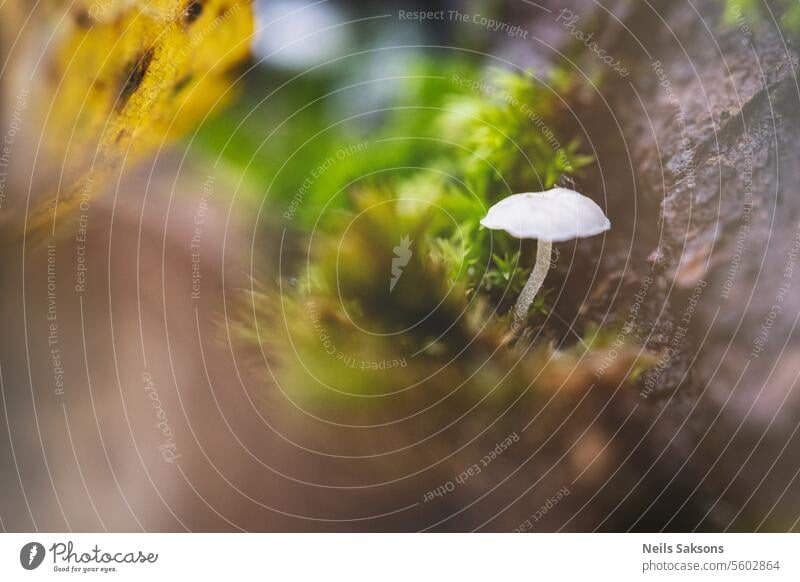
<box><xmin>224</xmin><ymin>61</ymin><xmax>652</xmax><ymax>407</ymax></box>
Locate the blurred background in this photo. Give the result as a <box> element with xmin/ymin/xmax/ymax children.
<box><xmin>1</xmin><ymin>0</ymin><xmax>800</xmax><ymax>532</ymax></box>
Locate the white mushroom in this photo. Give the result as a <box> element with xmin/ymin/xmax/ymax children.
<box><xmin>480</xmin><ymin>187</ymin><xmax>611</xmax><ymax>327</ymax></box>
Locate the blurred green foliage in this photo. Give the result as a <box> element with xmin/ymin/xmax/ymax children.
<box><xmin>720</xmin><ymin>0</ymin><xmax>800</xmax><ymax>36</ymax></box>
<box><xmin>196</xmin><ymin>57</ymin><xmax>591</xmax><ymax>298</ymax></box>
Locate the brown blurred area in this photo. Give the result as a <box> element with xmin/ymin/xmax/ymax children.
<box><xmin>0</xmin><ymin>152</ymin><xmax>672</xmax><ymax>532</ymax></box>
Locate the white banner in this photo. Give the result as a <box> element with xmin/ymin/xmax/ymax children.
<box><xmin>0</xmin><ymin>534</ymin><xmax>798</xmax><ymax>581</ymax></box>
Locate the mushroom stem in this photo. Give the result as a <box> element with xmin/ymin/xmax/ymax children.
<box><xmin>513</xmin><ymin>240</ymin><xmax>552</xmax><ymax>326</ymax></box>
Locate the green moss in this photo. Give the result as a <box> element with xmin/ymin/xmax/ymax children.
<box><xmin>197</xmin><ymin>62</ymin><xmax>592</xmax><ymax>292</ymax></box>
<box><xmin>220</xmin><ymin>58</ymin><xmax>652</xmax><ymax>403</ymax></box>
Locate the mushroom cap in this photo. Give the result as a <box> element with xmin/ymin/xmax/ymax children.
<box><xmin>479</xmin><ymin>187</ymin><xmax>611</xmax><ymax>242</ymax></box>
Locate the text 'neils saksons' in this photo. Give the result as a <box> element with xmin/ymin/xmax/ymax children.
<box><xmin>643</xmin><ymin>543</ymin><xmax>724</xmax><ymax>554</ymax></box>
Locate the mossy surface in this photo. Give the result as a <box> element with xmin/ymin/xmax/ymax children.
<box><xmin>217</xmin><ymin>61</ymin><xmax>650</xmax><ymax>405</ymax></box>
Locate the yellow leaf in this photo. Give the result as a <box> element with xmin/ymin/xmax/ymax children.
<box><xmin>24</xmin><ymin>0</ymin><xmax>252</xmax><ymax>240</ymax></box>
